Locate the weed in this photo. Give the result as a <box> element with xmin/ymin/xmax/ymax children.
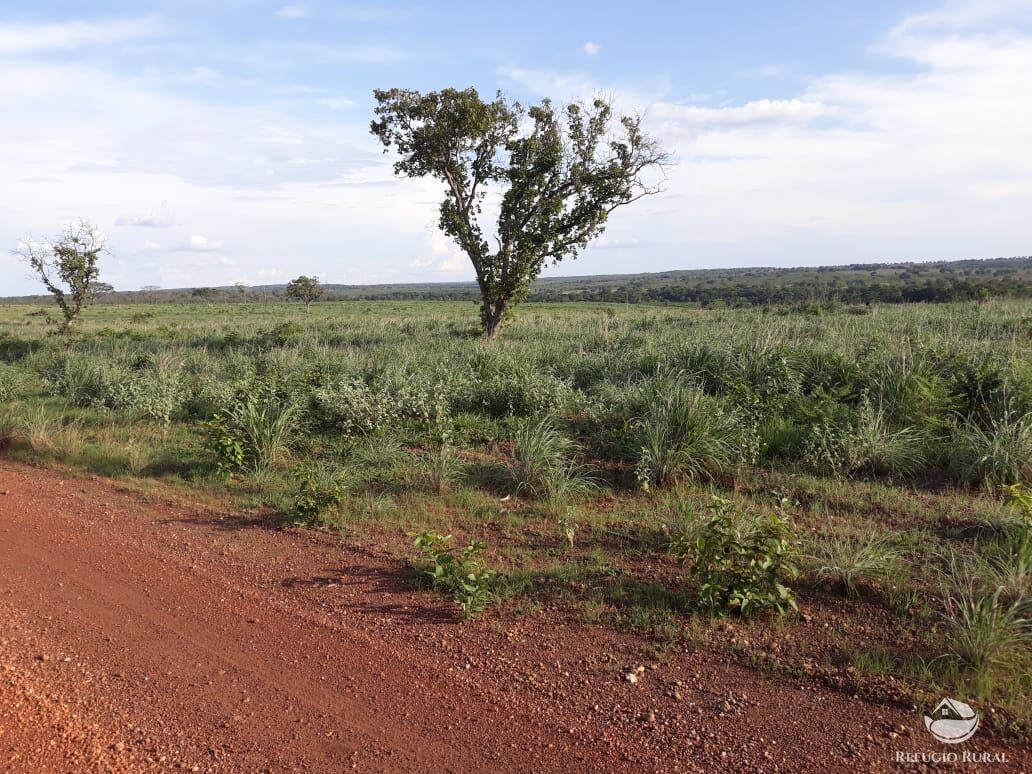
<box><xmin>412</xmin><ymin>530</ymin><xmax>496</xmax><ymax>620</ymax></box>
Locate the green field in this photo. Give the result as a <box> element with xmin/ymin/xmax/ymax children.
<box><xmin>1</xmin><ymin>298</ymin><xmax>1030</xmax><ymax>734</ymax></box>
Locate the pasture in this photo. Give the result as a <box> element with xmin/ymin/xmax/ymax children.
<box><xmin>0</xmin><ymin>298</ymin><xmax>1030</xmax><ymax>735</ymax></box>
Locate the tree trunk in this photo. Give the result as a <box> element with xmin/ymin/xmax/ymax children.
<box><xmin>482</xmin><ymin>299</ymin><xmax>506</xmax><ymax>340</ymax></box>
<box><xmin>305</xmin><ymin>300</ymin><xmax>312</xmax><ymax>313</ymax></box>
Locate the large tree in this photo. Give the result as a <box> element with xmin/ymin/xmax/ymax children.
<box><xmin>285</xmin><ymin>275</ymin><xmax>324</xmax><ymax>311</ymax></box>
<box><xmin>371</xmin><ymin>88</ymin><xmax>668</xmax><ymax>338</ymax></box>
<box><xmin>16</xmin><ymin>220</ymin><xmax>106</xmax><ymax>333</ymax></box>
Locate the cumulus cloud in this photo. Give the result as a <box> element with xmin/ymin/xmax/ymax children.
<box><xmin>408</xmin><ymin>230</ymin><xmax>470</xmax><ymax>274</ymax></box>
<box><xmin>0</xmin><ymin>15</ymin><xmax>163</xmax><ymax>54</ymax></box>
<box><xmin>650</xmin><ymin>98</ymin><xmax>830</xmax><ymax>135</ymax></box>
<box><xmin>582</xmin><ymin>41</ymin><xmax>601</xmax><ymax>56</ymax></box>
<box><xmin>184</xmin><ymin>235</ymin><xmax>222</xmax><ymax>252</ymax></box>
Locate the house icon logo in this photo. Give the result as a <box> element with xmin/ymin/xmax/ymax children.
<box><xmin>923</xmin><ymin>698</ymin><xmax>980</xmax><ymax>744</ymax></box>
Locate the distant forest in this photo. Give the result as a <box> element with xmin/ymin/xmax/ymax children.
<box><xmin>4</xmin><ymin>256</ymin><xmax>1032</xmax><ymax>308</ymax></box>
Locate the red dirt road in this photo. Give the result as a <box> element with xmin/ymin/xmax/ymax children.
<box><xmin>0</xmin><ymin>462</ymin><xmax>1027</xmax><ymax>772</ymax></box>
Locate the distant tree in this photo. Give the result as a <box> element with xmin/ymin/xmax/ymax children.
<box><xmin>234</xmin><ymin>281</ymin><xmax>249</xmax><ymax>300</ymax></box>
<box><xmin>285</xmin><ymin>275</ymin><xmax>324</xmax><ymax>311</ymax></box>
<box><xmin>192</xmin><ymin>287</ymin><xmax>219</xmax><ymax>302</ymax></box>
<box><xmin>16</xmin><ymin>219</ymin><xmax>106</xmax><ymax>332</ymax></box>
<box><xmin>141</xmin><ymin>285</ymin><xmax>161</xmax><ymax>303</ymax></box>
<box><xmin>371</xmin><ymin>87</ymin><xmax>669</xmax><ymax>338</ymax></box>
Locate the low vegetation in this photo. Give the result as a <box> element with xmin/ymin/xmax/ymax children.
<box><xmin>0</xmin><ymin>297</ymin><xmax>1030</xmax><ymax>733</ymax></box>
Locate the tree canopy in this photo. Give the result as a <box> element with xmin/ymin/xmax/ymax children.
<box><xmin>285</xmin><ymin>275</ymin><xmax>324</xmax><ymax>311</ymax></box>
<box><xmin>16</xmin><ymin>219</ymin><xmax>106</xmax><ymax>332</ymax></box>
<box><xmin>371</xmin><ymin>87</ymin><xmax>668</xmax><ymax>337</ymax></box>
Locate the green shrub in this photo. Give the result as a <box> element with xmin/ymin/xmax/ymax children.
<box><xmin>671</xmin><ymin>497</ymin><xmax>798</xmax><ymax>616</ymax></box>
<box><xmin>292</xmin><ymin>464</ymin><xmax>348</xmax><ymax>521</ymax></box>
<box><xmin>412</xmin><ymin>530</ymin><xmax>496</xmax><ymax>620</ymax></box>
<box><xmin>205</xmin><ymin>397</ymin><xmax>299</xmax><ymax>476</ymax></box>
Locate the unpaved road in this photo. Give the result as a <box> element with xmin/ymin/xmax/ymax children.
<box><xmin>0</xmin><ymin>462</ymin><xmax>1027</xmax><ymax>772</ymax></box>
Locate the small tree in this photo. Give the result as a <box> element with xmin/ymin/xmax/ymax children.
<box><xmin>16</xmin><ymin>220</ymin><xmax>106</xmax><ymax>332</ymax></box>
<box><xmin>285</xmin><ymin>275</ymin><xmax>324</xmax><ymax>312</ymax></box>
<box><xmin>371</xmin><ymin>87</ymin><xmax>668</xmax><ymax>338</ymax></box>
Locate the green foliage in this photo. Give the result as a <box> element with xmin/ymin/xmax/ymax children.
<box><xmin>17</xmin><ymin>220</ymin><xmax>106</xmax><ymax>332</ymax></box>
<box><xmin>634</xmin><ymin>382</ymin><xmax>746</xmax><ymax>489</ymax></box>
<box><xmin>205</xmin><ymin>397</ymin><xmax>298</xmax><ymax>476</ymax></box>
<box><xmin>292</xmin><ymin>464</ymin><xmax>348</xmax><ymax>521</ymax></box>
<box><xmin>671</xmin><ymin>497</ymin><xmax>798</xmax><ymax>616</ymax></box>
<box><xmin>284</xmin><ymin>275</ymin><xmax>324</xmax><ymax>311</ymax></box>
<box><xmin>371</xmin><ymin>87</ymin><xmax>667</xmax><ymax>338</ymax></box>
<box><xmin>949</xmin><ymin>412</ymin><xmax>1032</xmax><ymax>488</ymax></box>
<box><xmin>505</xmin><ymin>417</ymin><xmax>596</xmax><ymax>501</ymax></box>
<box><xmin>940</xmin><ymin>575</ymin><xmax>1030</xmax><ymax>691</ymax></box>
<box><xmin>412</xmin><ymin>530</ymin><xmax>496</xmax><ymax>620</ymax></box>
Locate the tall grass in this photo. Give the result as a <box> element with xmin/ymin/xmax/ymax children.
<box><xmin>634</xmin><ymin>382</ymin><xmax>744</xmax><ymax>488</ymax></box>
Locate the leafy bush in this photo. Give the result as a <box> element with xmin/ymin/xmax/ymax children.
<box><xmin>292</xmin><ymin>464</ymin><xmax>348</xmax><ymax>521</ymax></box>
<box><xmin>671</xmin><ymin>497</ymin><xmax>798</xmax><ymax>616</ymax></box>
<box><xmin>634</xmin><ymin>383</ymin><xmax>746</xmax><ymax>489</ymax></box>
<box><xmin>459</xmin><ymin>369</ymin><xmax>574</xmax><ymax>418</ymax></box>
<box><xmin>412</xmin><ymin>530</ymin><xmax>496</xmax><ymax>620</ymax></box>
<box><xmin>205</xmin><ymin>397</ymin><xmax>299</xmax><ymax>476</ymax></box>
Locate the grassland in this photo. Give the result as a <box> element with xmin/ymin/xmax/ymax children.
<box><xmin>0</xmin><ymin>298</ymin><xmax>1030</xmax><ymax>734</ymax></box>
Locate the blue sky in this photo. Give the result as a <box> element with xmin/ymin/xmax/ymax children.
<box><xmin>2</xmin><ymin>0</ymin><xmax>1031</xmax><ymax>293</ymax></box>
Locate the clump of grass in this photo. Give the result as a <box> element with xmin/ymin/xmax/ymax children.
<box><xmin>506</xmin><ymin>417</ymin><xmax>596</xmax><ymax>501</ymax></box>
<box><xmin>349</xmin><ymin>434</ymin><xmax>409</xmax><ymax>470</ymax></box>
<box><xmin>212</xmin><ymin>397</ymin><xmax>299</xmax><ymax>476</ymax></box>
<box><xmin>846</xmin><ymin>404</ymin><xmax>928</xmax><ymax>478</ymax></box>
<box><xmin>412</xmin><ymin>443</ymin><xmax>463</xmax><ymax>495</ymax></box>
<box><xmin>634</xmin><ymin>383</ymin><xmax>744</xmax><ymax>489</ymax></box>
<box><xmin>949</xmin><ymin>412</ymin><xmax>1032</xmax><ymax>489</ymax></box>
<box><xmin>938</xmin><ymin>556</ymin><xmax>1031</xmax><ymax>693</ymax></box>
<box><xmin>807</xmin><ymin>532</ymin><xmax>905</xmax><ymax>597</ymax></box>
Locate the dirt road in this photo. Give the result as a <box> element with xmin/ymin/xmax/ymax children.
<box><xmin>0</xmin><ymin>462</ymin><xmax>1026</xmax><ymax>772</ymax></box>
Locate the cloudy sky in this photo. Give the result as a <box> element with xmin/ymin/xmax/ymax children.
<box><xmin>1</xmin><ymin>0</ymin><xmax>1031</xmax><ymax>295</ymax></box>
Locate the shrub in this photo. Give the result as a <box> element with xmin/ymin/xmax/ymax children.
<box><xmin>671</xmin><ymin>497</ymin><xmax>798</xmax><ymax>616</ymax></box>
<box><xmin>205</xmin><ymin>397</ymin><xmax>299</xmax><ymax>476</ymax></box>
<box><xmin>292</xmin><ymin>464</ymin><xmax>348</xmax><ymax>521</ymax></box>
<box><xmin>412</xmin><ymin>530</ymin><xmax>496</xmax><ymax>620</ymax></box>
<box><xmin>634</xmin><ymin>383</ymin><xmax>746</xmax><ymax>489</ymax></box>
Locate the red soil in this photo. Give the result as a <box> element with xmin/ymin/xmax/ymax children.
<box><xmin>0</xmin><ymin>461</ymin><xmax>1026</xmax><ymax>772</ymax></box>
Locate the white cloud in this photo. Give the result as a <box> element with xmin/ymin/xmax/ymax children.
<box><xmin>582</xmin><ymin>41</ymin><xmax>601</xmax><ymax>56</ymax></box>
<box><xmin>408</xmin><ymin>230</ymin><xmax>470</xmax><ymax>274</ymax></box>
<box><xmin>0</xmin><ymin>15</ymin><xmax>163</xmax><ymax>54</ymax></box>
<box><xmin>140</xmin><ymin>241</ymin><xmax>162</xmax><ymax>251</ymax></box>
<box><xmin>650</xmin><ymin>98</ymin><xmax>829</xmax><ymax>135</ymax></box>
<box><xmin>116</xmin><ymin>202</ymin><xmax>174</xmax><ymax>228</ymax></box>
<box><xmin>184</xmin><ymin>235</ymin><xmax>222</xmax><ymax>252</ymax></box>
<box><xmin>277</xmin><ymin>5</ymin><xmax>308</xmax><ymax>19</ymax></box>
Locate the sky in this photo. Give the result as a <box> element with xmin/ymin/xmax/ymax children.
<box><xmin>1</xmin><ymin>0</ymin><xmax>1031</xmax><ymax>294</ymax></box>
